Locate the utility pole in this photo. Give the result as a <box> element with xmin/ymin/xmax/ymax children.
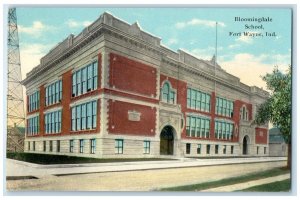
<box><xmin>7</xmin><ymin>8</ymin><xmax>25</xmax><ymax>152</ymax></box>
<box><xmin>214</xmin><ymin>21</ymin><xmax>218</xmax><ymax>94</ymax></box>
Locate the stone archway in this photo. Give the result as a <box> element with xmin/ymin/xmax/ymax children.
<box><xmin>243</xmin><ymin>135</ymin><xmax>250</xmax><ymax>155</ymax></box>
<box><xmin>160</xmin><ymin>126</ymin><xmax>175</xmax><ymax>155</ymax></box>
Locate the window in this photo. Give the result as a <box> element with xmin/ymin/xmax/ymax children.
<box><xmin>79</xmin><ymin>139</ymin><xmax>84</xmax><ymax>153</ymax></box>
<box><xmin>161</xmin><ymin>82</ymin><xmax>176</xmax><ymax>104</ymax></box>
<box><xmin>214</xmin><ymin>121</ymin><xmax>234</xmax><ymax>140</ymax></box>
<box><xmin>187</xmin><ymin>88</ymin><xmax>211</xmax><ymax>112</ymax></box>
<box><xmin>257</xmin><ymin>146</ymin><xmax>259</xmax><ymax>154</ymax></box>
<box><xmin>43</xmin><ymin>141</ymin><xmax>46</xmax><ymax>152</ymax></box>
<box><xmin>231</xmin><ymin>145</ymin><xmax>234</xmax><ymax>154</ymax></box>
<box><xmin>186</xmin><ymin>143</ymin><xmax>191</xmax><ymax>154</ymax></box>
<box><xmin>186</xmin><ymin>116</ymin><xmax>210</xmax><ymax>138</ymax></box>
<box><xmin>197</xmin><ymin>144</ymin><xmax>201</xmax><ymax>154</ymax></box>
<box><xmin>215</xmin><ymin>145</ymin><xmax>219</xmax><ymax>154</ymax></box>
<box><xmin>216</xmin><ymin>97</ymin><xmax>233</xmax><ymax>117</ymax></box>
<box><xmin>27</xmin><ymin>115</ymin><xmax>39</xmax><ymax>136</ymax></box>
<box><xmin>33</xmin><ymin>141</ymin><xmax>35</xmax><ymax>151</ymax></box>
<box><xmin>57</xmin><ymin>140</ymin><xmax>60</xmax><ymax>152</ymax></box>
<box><xmin>72</xmin><ymin>61</ymin><xmax>98</xmax><ymax>97</ymax></box>
<box><xmin>71</xmin><ymin>100</ymin><xmax>97</xmax><ymax>131</ymax></box>
<box><xmin>223</xmin><ymin>145</ymin><xmax>226</xmax><ymax>154</ymax></box>
<box><xmin>115</xmin><ymin>139</ymin><xmax>123</xmax><ymax>154</ymax></box>
<box><xmin>28</xmin><ymin>91</ymin><xmax>40</xmax><ymax>112</ymax></box>
<box><xmin>264</xmin><ymin>147</ymin><xmax>267</xmax><ymax>154</ymax></box>
<box><xmin>28</xmin><ymin>141</ymin><xmax>30</xmax><ymax>151</ymax></box>
<box><xmin>45</xmin><ymin>80</ymin><xmax>62</xmax><ymax>106</ymax></box>
<box><xmin>45</xmin><ymin>110</ymin><xmax>62</xmax><ymax>134</ymax></box>
<box><xmin>90</xmin><ymin>139</ymin><xmax>96</xmax><ymax>154</ymax></box>
<box><xmin>143</xmin><ymin>141</ymin><xmax>150</xmax><ymax>154</ymax></box>
<box><xmin>240</xmin><ymin>105</ymin><xmax>249</xmax><ymax>121</ymax></box>
<box><xmin>49</xmin><ymin>141</ymin><xmax>53</xmax><ymax>152</ymax></box>
<box><xmin>70</xmin><ymin>140</ymin><xmax>74</xmax><ymax>153</ymax></box>
<box><xmin>206</xmin><ymin>144</ymin><xmax>210</xmax><ymax>154</ymax></box>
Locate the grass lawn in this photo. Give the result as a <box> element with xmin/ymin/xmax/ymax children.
<box><xmin>238</xmin><ymin>179</ymin><xmax>291</xmax><ymax>192</ymax></box>
<box><xmin>160</xmin><ymin>167</ymin><xmax>290</xmax><ymax>191</ymax></box>
<box><xmin>7</xmin><ymin>152</ymin><xmax>174</xmax><ymax>165</ymax></box>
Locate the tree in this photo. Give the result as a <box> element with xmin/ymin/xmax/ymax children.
<box><xmin>254</xmin><ymin>65</ymin><xmax>291</xmax><ymax>168</ymax></box>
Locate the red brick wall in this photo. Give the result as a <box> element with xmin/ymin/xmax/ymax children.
<box><xmin>108</xmin><ymin>100</ymin><xmax>156</xmax><ymax>136</ymax></box>
<box><xmin>210</xmin><ymin>92</ymin><xmax>216</xmax><ymax>140</ymax></box>
<box><xmin>109</xmin><ymin>53</ymin><xmax>157</xmax><ymax>97</ymax></box>
<box><xmin>235</xmin><ymin>100</ymin><xmax>253</xmax><ymax>121</ymax></box>
<box><xmin>61</xmin><ymin>70</ymin><xmax>72</xmax><ymax>135</ymax></box>
<box><xmin>255</xmin><ymin>127</ymin><xmax>268</xmax><ymax>144</ymax></box>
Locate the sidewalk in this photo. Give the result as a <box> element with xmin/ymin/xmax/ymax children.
<box><xmin>200</xmin><ymin>173</ymin><xmax>290</xmax><ymax>192</ymax></box>
<box><xmin>6</xmin><ymin>157</ymin><xmax>288</xmax><ymax>191</ymax></box>
<box><xmin>6</xmin><ymin>157</ymin><xmax>287</xmax><ymax>178</ymax></box>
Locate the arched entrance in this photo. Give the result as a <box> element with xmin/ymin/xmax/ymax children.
<box><xmin>243</xmin><ymin>135</ymin><xmax>250</xmax><ymax>155</ymax></box>
<box><xmin>160</xmin><ymin>126</ymin><xmax>175</xmax><ymax>155</ymax></box>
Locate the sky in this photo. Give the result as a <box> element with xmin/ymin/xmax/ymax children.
<box><xmin>16</xmin><ymin>7</ymin><xmax>292</xmax><ymax>89</ymax></box>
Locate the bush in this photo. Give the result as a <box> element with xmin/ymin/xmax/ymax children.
<box><xmin>6</xmin><ymin>152</ymin><xmax>172</xmax><ymax>164</ymax></box>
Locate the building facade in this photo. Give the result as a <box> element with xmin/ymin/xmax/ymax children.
<box><xmin>22</xmin><ymin>12</ymin><xmax>269</xmax><ymax>158</ymax></box>
<box><xmin>269</xmin><ymin>128</ymin><xmax>288</xmax><ymax>157</ymax></box>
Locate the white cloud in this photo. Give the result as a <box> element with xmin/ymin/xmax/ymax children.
<box><xmin>219</xmin><ymin>53</ymin><xmax>290</xmax><ymax>89</ymax></box>
<box><xmin>228</xmin><ymin>44</ymin><xmax>240</xmax><ymax>49</ymax></box>
<box><xmin>167</xmin><ymin>38</ymin><xmax>178</xmax><ymax>45</ymax></box>
<box><xmin>176</xmin><ymin>19</ymin><xmax>225</xmax><ymax>29</ymax></box>
<box><xmin>66</xmin><ymin>19</ymin><xmax>92</xmax><ymax>28</ymax></box>
<box><xmin>236</xmin><ymin>35</ymin><xmax>253</xmax><ymax>44</ymax></box>
<box><xmin>189</xmin><ymin>46</ymin><xmax>224</xmax><ymax>60</ymax></box>
<box><xmin>18</xmin><ymin>21</ymin><xmax>54</xmax><ymax>37</ymax></box>
<box><xmin>19</xmin><ymin>43</ymin><xmax>53</xmax><ymax>79</ymax></box>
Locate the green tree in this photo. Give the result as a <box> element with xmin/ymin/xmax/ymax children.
<box><xmin>254</xmin><ymin>65</ymin><xmax>291</xmax><ymax>168</ymax></box>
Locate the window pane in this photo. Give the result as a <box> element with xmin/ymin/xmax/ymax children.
<box><xmin>72</xmin><ymin>73</ymin><xmax>76</xmax><ymax>96</ymax></box>
<box><xmin>59</xmin><ymin>80</ymin><xmax>62</xmax><ymax>101</ymax></box>
<box><xmin>190</xmin><ymin>117</ymin><xmax>196</xmax><ymax>137</ymax></box>
<box><xmin>87</xmin><ymin>65</ymin><xmax>92</xmax><ymax>90</ymax></box>
<box><xmin>187</xmin><ymin>88</ymin><xmax>191</xmax><ymax>108</ymax></box>
<box><xmin>82</xmin><ymin>67</ymin><xmax>87</xmax><ymax>94</ymax></box>
<box><xmin>191</xmin><ymin>90</ymin><xmax>196</xmax><ymax>109</ymax></box>
<box><xmin>76</xmin><ymin>106</ymin><xmax>81</xmax><ymax>130</ymax></box>
<box><xmin>76</xmin><ymin>71</ymin><xmax>81</xmax><ymax>95</ymax></box>
<box><xmin>71</xmin><ymin>107</ymin><xmax>76</xmax><ymax>131</ymax></box>
<box><xmin>92</xmin><ymin>101</ymin><xmax>97</xmax><ymax>128</ymax></box>
<box><xmin>93</xmin><ymin>62</ymin><xmax>98</xmax><ymax>89</ymax></box>
<box><xmin>87</xmin><ymin>102</ymin><xmax>92</xmax><ymax>129</ymax></box>
<box><xmin>81</xmin><ymin>104</ymin><xmax>86</xmax><ymax>130</ymax></box>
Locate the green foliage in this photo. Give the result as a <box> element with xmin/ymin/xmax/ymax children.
<box><xmin>6</xmin><ymin>152</ymin><xmax>172</xmax><ymax>164</ymax></box>
<box><xmin>238</xmin><ymin>179</ymin><xmax>291</xmax><ymax>192</ymax></box>
<box><xmin>254</xmin><ymin>66</ymin><xmax>292</xmax><ymax>144</ymax></box>
<box><xmin>160</xmin><ymin>167</ymin><xmax>290</xmax><ymax>191</ymax></box>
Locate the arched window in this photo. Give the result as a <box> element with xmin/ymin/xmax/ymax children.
<box><xmin>161</xmin><ymin>81</ymin><xmax>176</xmax><ymax>104</ymax></box>
<box><xmin>240</xmin><ymin>105</ymin><xmax>249</xmax><ymax>121</ymax></box>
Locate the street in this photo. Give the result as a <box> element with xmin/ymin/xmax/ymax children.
<box><xmin>6</xmin><ymin>158</ymin><xmax>287</xmax><ymax>191</ymax></box>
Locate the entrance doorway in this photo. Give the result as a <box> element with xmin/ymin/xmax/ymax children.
<box><xmin>160</xmin><ymin>126</ymin><xmax>175</xmax><ymax>155</ymax></box>
<box><xmin>243</xmin><ymin>135</ymin><xmax>250</xmax><ymax>155</ymax></box>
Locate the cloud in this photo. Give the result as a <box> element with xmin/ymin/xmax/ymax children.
<box><xmin>228</xmin><ymin>44</ymin><xmax>240</xmax><ymax>49</ymax></box>
<box><xmin>236</xmin><ymin>35</ymin><xmax>253</xmax><ymax>44</ymax></box>
<box><xmin>19</xmin><ymin>43</ymin><xmax>53</xmax><ymax>79</ymax></box>
<box><xmin>18</xmin><ymin>21</ymin><xmax>54</xmax><ymax>37</ymax></box>
<box><xmin>219</xmin><ymin>53</ymin><xmax>291</xmax><ymax>89</ymax></box>
<box><xmin>167</xmin><ymin>38</ymin><xmax>178</xmax><ymax>45</ymax></box>
<box><xmin>66</xmin><ymin>19</ymin><xmax>92</xmax><ymax>28</ymax></box>
<box><xmin>176</xmin><ymin>19</ymin><xmax>225</xmax><ymax>29</ymax></box>
<box><xmin>190</xmin><ymin>46</ymin><xmax>223</xmax><ymax>60</ymax></box>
